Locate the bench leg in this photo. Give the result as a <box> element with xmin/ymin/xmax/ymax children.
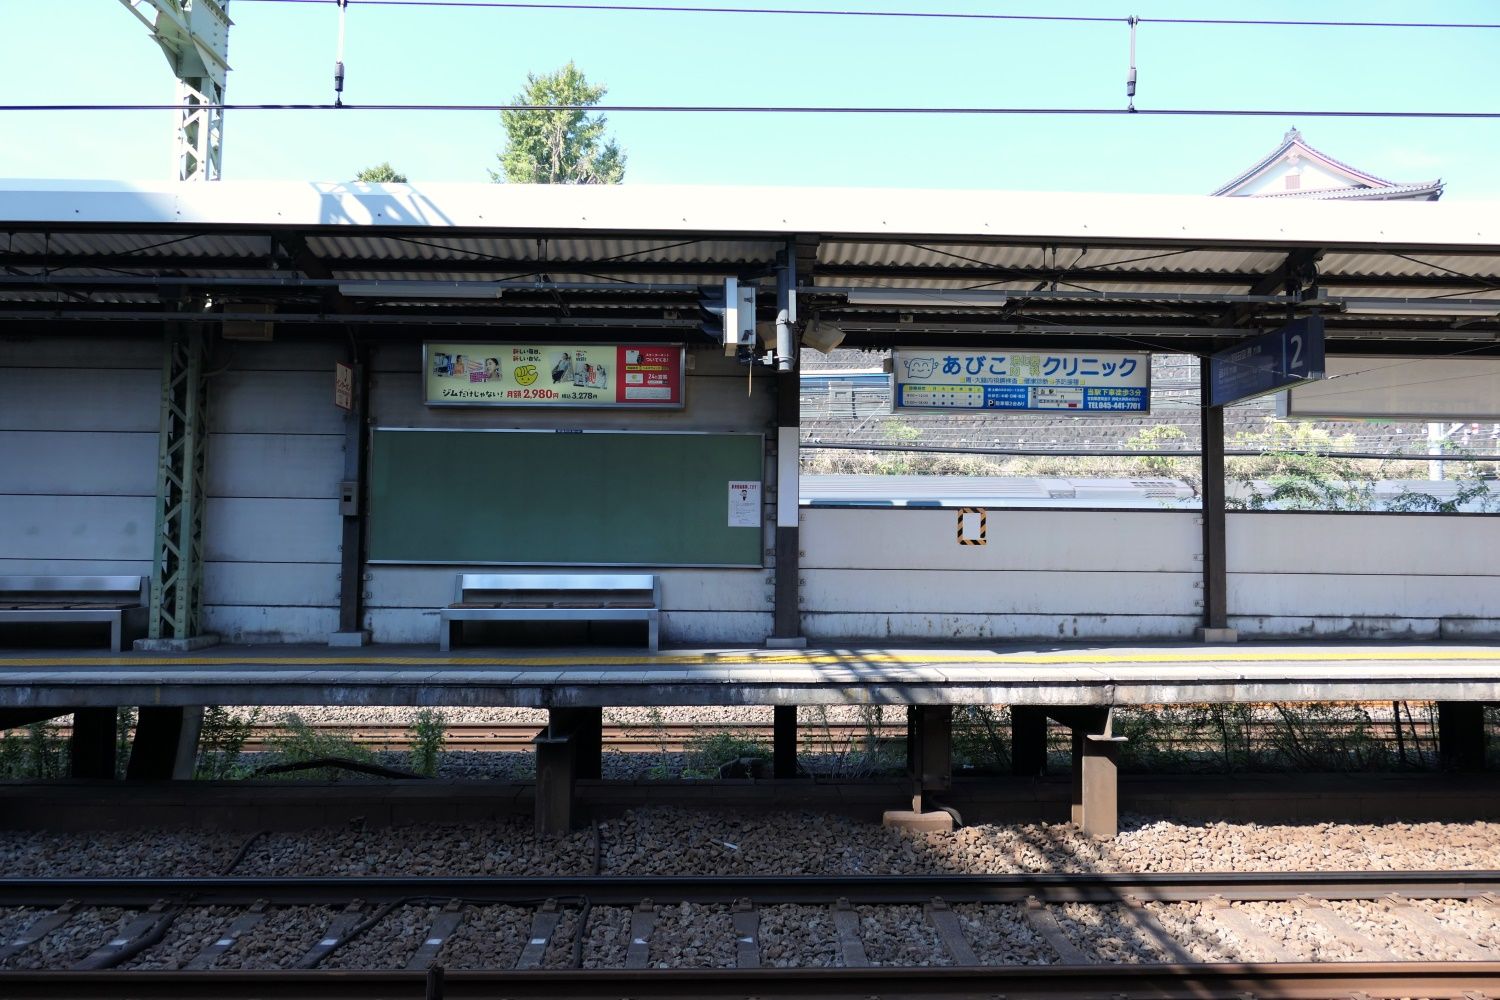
<box><xmin>109</xmin><ymin>616</ymin><xmax>123</xmax><ymax>654</ymax></box>
<box><xmin>439</xmin><ymin>618</ymin><xmax>453</xmax><ymax>653</ymax></box>
<box><xmin>648</xmin><ymin>614</ymin><xmax>660</xmax><ymax>652</ymax></box>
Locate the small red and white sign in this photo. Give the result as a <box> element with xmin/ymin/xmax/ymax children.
<box><xmin>334</xmin><ymin>362</ymin><xmax>354</xmax><ymax>411</ymax></box>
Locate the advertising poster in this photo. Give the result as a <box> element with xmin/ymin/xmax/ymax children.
<box><xmin>423</xmin><ymin>343</ymin><xmax>685</xmax><ymax>408</ymax></box>
<box><xmin>892</xmin><ymin>347</ymin><xmax>1150</xmax><ymax>413</ymax></box>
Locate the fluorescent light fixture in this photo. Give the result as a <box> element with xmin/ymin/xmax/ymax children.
<box><xmin>1340</xmin><ymin>297</ymin><xmax>1500</xmax><ymax>318</ymax></box>
<box><xmin>337</xmin><ymin>281</ymin><xmax>504</xmax><ymax>299</ymax></box>
<box><xmin>843</xmin><ymin>288</ymin><xmax>1009</xmax><ymax>308</ymax></box>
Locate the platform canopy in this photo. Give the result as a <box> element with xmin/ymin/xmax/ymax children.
<box><xmin>0</xmin><ymin>179</ymin><xmax>1497</xmax><ymax>355</ymax></box>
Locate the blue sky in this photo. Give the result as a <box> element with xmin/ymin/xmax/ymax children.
<box><xmin>1</xmin><ymin>0</ymin><xmax>1497</xmax><ymax>196</ymax></box>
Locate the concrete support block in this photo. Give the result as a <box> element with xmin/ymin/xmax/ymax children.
<box><xmin>773</xmin><ymin>705</ymin><xmax>798</xmax><ymax>778</ymax></box>
<box><xmin>1194</xmin><ymin>627</ymin><xmax>1239</xmax><ymax>644</ymax></box>
<box><xmin>534</xmin><ymin>734</ymin><xmax>576</xmax><ymax>837</ymax></box>
<box><xmin>328</xmin><ymin>630</ymin><xmax>372</xmax><ymax>647</ymax></box>
<box><xmin>1011</xmin><ymin>706</ymin><xmax>1048</xmax><ymax>777</ymax></box>
<box><xmin>548</xmin><ymin>708</ymin><xmax>602</xmax><ymax>781</ymax></box>
<box><xmin>125</xmin><ymin>706</ymin><xmax>203</xmax><ymax>780</ymax></box>
<box><xmin>68</xmin><ymin>707</ymin><xmax>118</xmax><ymax>780</ymax></box>
<box><xmin>765</xmin><ymin>636</ymin><xmax>808</xmax><ymax>649</ymax></box>
<box><xmin>881</xmin><ymin>809</ymin><xmax>955</xmax><ymax>834</ymax></box>
<box><xmin>1438</xmin><ymin>701</ymin><xmax>1486</xmax><ymax>772</ymax></box>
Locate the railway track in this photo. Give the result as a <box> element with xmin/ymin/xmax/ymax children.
<box><xmin>2</xmin><ymin>871</ymin><xmax>1499</xmax><ymax>997</ymax></box>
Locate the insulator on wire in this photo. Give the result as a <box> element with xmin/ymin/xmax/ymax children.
<box><xmin>335</xmin><ymin>0</ymin><xmax>349</xmax><ymax>107</ymax></box>
<box><xmin>1126</xmin><ymin>15</ymin><xmax>1139</xmax><ymax>111</ymax></box>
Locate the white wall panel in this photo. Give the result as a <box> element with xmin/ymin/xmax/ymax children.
<box><xmin>801</xmin><ymin>508</ymin><xmax>1199</xmax><ymax>572</ymax></box>
<box><xmin>0</xmin><ymin>431</ymin><xmax>156</xmax><ymax>495</ymax></box>
<box><xmin>1230</xmin><ymin>574</ymin><xmax>1498</xmax><ymax>618</ymax></box>
<box><xmin>224</xmin><ymin>341</ymin><xmax>345</xmax><ymax>372</ymax></box>
<box><xmin>0</xmin><ymin>557</ymin><xmax>151</xmax><ymax>577</ymax></box>
<box><xmin>202</xmin><ymin>605</ymin><xmax>341</xmax><ymax>644</ymax></box>
<box><xmin>207</xmin><ymin>433</ymin><xmax>344</xmax><ymax>499</ymax></box>
<box><xmin>803</xmin><ymin>613</ymin><xmax>1198</xmax><ymax>642</ymax></box>
<box><xmin>1229</xmin><ymin>513</ymin><xmax>1500</xmax><ymax>576</ymax></box>
<box><xmin>1230</xmin><ymin>615</ymin><xmax>1442</xmax><ymax>641</ymax></box>
<box><xmin>0</xmin><ymin>336</ymin><xmax>161</xmax><ymax>370</ymax></box>
<box><xmin>211</xmin><ymin>371</ymin><xmax>348</xmax><ymax>434</ymax></box>
<box><xmin>0</xmin><ymin>369</ymin><xmax>158</xmax><ymax>431</ymax></box>
<box><xmin>203</xmin><ymin>498</ymin><xmax>341</xmax><ymax>563</ymax></box>
<box><xmin>0</xmin><ymin>495</ymin><xmax>154</xmax><ymax>561</ymax></box>
<box><xmin>204</xmin><ymin>562</ymin><xmax>342</xmax><ymax>607</ymax></box>
<box><xmin>803</xmin><ymin>568</ymin><xmax>1198</xmax><ymax>616</ymax></box>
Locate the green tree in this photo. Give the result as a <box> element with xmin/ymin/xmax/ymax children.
<box><xmin>355</xmin><ymin>162</ymin><xmax>408</xmax><ymax>183</ymax></box>
<box><xmin>493</xmin><ymin>62</ymin><xmax>626</xmax><ymax>184</ymax></box>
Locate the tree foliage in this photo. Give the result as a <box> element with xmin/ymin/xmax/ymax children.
<box><xmin>494</xmin><ymin>62</ymin><xmax>626</xmax><ymax>184</ymax></box>
<box><xmin>355</xmin><ymin>162</ymin><xmax>408</xmax><ymax>183</ymax></box>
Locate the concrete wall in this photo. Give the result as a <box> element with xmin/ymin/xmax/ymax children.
<box><xmin>799</xmin><ymin>507</ymin><xmax>1203</xmax><ymax>641</ymax></box>
<box><xmin>362</xmin><ymin>344</ymin><xmax>776</xmax><ymax>644</ymax></box>
<box><xmin>1227</xmin><ymin>512</ymin><xmax>1500</xmax><ymax>639</ymax></box>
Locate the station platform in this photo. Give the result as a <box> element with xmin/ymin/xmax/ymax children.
<box><xmin>2</xmin><ymin>640</ymin><xmax>1499</xmax><ymax>710</ymax></box>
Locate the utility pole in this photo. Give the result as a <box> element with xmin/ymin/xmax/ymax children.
<box><xmin>119</xmin><ymin>0</ymin><xmax>232</xmax><ymax>181</ymax></box>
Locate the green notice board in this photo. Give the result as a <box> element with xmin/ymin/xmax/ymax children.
<box><xmin>368</xmin><ymin>429</ymin><xmax>765</xmax><ymax>566</ymax></box>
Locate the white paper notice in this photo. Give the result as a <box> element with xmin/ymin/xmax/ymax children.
<box><xmin>728</xmin><ymin>481</ymin><xmax>761</xmax><ymax>528</ymax></box>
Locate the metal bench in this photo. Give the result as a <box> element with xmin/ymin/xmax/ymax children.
<box><xmin>0</xmin><ymin>576</ymin><xmax>149</xmax><ymax>652</ymax></box>
<box><xmin>439</xmin><ymin>573</ymin><xmax>660</xmax><ymax>652</ymax></box>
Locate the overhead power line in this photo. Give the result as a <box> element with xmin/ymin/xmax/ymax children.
<box><xmin>6</xmin><ymin>103</ymin><xmax>1499</xmax><ymax>119</ymax></box>
<box><xmin>233</xmin><ymin>0</ymin><xmax>1500</xmax><ymax>31</ymax></box>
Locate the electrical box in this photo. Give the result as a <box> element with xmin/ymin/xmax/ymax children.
<box><xmin>339</xmin><ymin>481</ymin><xmax>359</xmax><ymax>517</ymax></box>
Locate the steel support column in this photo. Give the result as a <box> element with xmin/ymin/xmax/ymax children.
<box><xmin>1437</xmin><ymin>702</ymin><xmax>1487</xmax><ymax>772</ymax></box>
<box><xmin>548</xmin><ymin>707</ymin><xmax>602</xmax><ymax>781</ymax></box>
<box><xmin>125</xmin><ymin>706</ymin><xmax>203</xmax><ymax>780</ymax></box>
<box><xmin>1197</xmin><ymin>358</ymin><xmax>1234</xmax><ymax>642</ymax></box>
<box><xmin>534</xmin><ymin>733</ymin><xmax>576</xmax><ymax>837</ymax></box>
<box><xmin>146</xmin><ymin>322</ymin><xmax>213</xmax><ymax>645</ymax></box>
<box><xmin>332</xmin><ymin>345</ymin><xmax>370</xmax><ymax>645</ymax></box>
<box><xmin>1010</xmin><ymin>706</ymin><xmax>1049</xmax><ymax>777</ymax></box>
<box><xmin>68</xmin><ymin>708</ymin><xmax>118</xmax><ymax>780</ymax></box>
<box><xmin>769</xmin><ymin>245</ymin><xmax>805</xmax><ymax>648</ymax></box>
<box><xmin>773</xmin><ymin>705</ymin><xmax>798</xmax><ymax>778</ymax></box>
<box><xmin>907</xmin><ymin>705</ymin><xmax>953</xmax><ymax>812</ymax></box>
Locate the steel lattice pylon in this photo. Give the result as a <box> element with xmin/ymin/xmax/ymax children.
<box><xmin>120</xmin><ymin>0</ymin><xmax>232</xmax><ymax>182</ymax></box>
<box><xmin>149</xmin><ymin>325</ymin><xmax>209</xmax><ymax>640</ymax></box>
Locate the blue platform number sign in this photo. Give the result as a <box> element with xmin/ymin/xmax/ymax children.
<box><xmin>1208</xmin><ymin>316</ymin><xmax>1326</xmax><ymax>408</ymax></box>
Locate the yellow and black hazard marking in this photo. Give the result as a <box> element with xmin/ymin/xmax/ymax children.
<box><xmin>957</xmin><ymin>506</ymin><xmax>987</xmax><ymax>545</ymax></box>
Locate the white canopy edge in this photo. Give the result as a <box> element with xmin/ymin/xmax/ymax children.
<box><xmin>0</xmin><ymin>179</ymin><xmax>1496</xmax><ymax>249</ymax></box>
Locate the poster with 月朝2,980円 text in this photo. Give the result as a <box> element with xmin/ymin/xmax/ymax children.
<box><xmin>423</xmin><ymin>343</ymin><xmax>685</xmax><ymax>408</ymax></box>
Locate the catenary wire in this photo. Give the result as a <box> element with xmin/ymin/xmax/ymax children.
<box><xmin>5</xmin><ymin>103</ymin><xmax>1498</xmax><ymax>118</ymax></box>
<box><xmin>231</xmin><ymin>0</ymin><xmax>1500</xmax><ymax>31</ymax></box>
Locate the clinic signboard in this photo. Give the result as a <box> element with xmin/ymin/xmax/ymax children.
<box><xmin>1208</xmin><ymin>317</ymin><xmax>1325</xmax><ymax>408</ymax></box>
<box><xmin>892</xmin><ymin>348</ymin><xmax>1150</xmax><ymax>413</ymax></box>
<box><xmin>423</xmin><ymin>342</ymin><xmax>685</xmax><ymax>408</ymax></box>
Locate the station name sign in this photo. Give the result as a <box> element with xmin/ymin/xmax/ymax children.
<box><xmin>423</xmin><ymin>342</ymin><xmax>685</xmax><ymax>408</ymax></box>
<box><xmin>892</xmin><ymin>348</ymin><xmax>1150</xmax><ymax>413</ymax></box>
<box><xmin>1208</xmin><ymin>317</ymin><xmax>1325</xmax><ymax>408</ymax></box>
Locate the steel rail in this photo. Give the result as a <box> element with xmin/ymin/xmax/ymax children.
<box><xmin>2</xmin><ymin>870</ymin><xmax>1497</xmax><ymax>907</ymax></box>
<box><xmin>3</xmin><ymin>962</ymin><xmax>1500</xmax><ymax>1000</ymax></box>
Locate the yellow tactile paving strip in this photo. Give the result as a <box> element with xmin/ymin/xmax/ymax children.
<box><xmin>4</xmin><ymin>648</ymin><xmax>1500</xmax><ymax>669</ymax></box>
